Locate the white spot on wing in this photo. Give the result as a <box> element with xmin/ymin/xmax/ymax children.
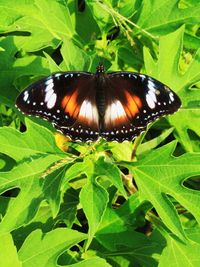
<box><xmin>45</xmin><ymin>80</ymin><xmax>54</xmax><ymax>92</ymax></box>
<box><xmin>45</xmin><ymin>89</ymin><xmax>54</xmax><ymax>102</ymax></box>
<box><xmin>148</xmin><ymin>90</ymin><xmax>157</xmax><ymax>103</ymax></box>
<box><xmin>23</xmin><ymin>91</ymin><xmax>29</xmax><ymax>102</ymax></box>
<box><xmin>140</xmin><ymin>74</ymin><xmax>146</xmax><ymax>81</ymax></box>
<box><xmin>148</xmin><ymin>80</ymin><xmax>157</xmax><ymax>92</ymax></box>
<box><xmin>146</xmin><ymin>93</ymin><xmax>156</xmax><ymax>109</ymax></box>
<box><xmin>54</xmin><ymin>73</ymin><xmax>61</xmax><ymax>78</ymax></box>
<box><xmin>47</xmin><ymin>93</ymin><xmax>57</xmax><ymax>109</ymax></box>
<box><xmin>45</xmin><ymin>78</ymin><xmax>53</xmax><ymax>86</ymax></box>
<box><xmin>169</xmin><ymin>92</ymin><xmax>174</xmax><ymax>102</ymax></box>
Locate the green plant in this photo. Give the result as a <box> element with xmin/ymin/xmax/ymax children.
<box><xmin>0</xmin><ymin>0</ymin><xmax>200</xmax><ymax>266</ymax></box>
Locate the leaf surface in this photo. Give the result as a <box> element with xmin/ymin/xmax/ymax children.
<box><xmin>123</xmin><ymin>142</ymin><xmax>200</xmax><ymax>240</ymax></box>
<box><xmin>0</xmin><ymin>118</ymin><xmax>64</xmax><ymax>161</ymax></box>
<box><xmin>0</xmin><ymin>233</ymin><xmax>21</xmax><ymax>267</ymax></box>
<box><xmin>144</xmin><ymin>27</ymin><xmax>200</xmax><ymax>151</ymax></box>
<box><xmin>18</xmin><ymin>228</ymin><xmax>87</xmax><ymax>267</ymax></box>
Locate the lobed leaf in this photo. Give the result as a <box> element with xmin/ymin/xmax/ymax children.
<box><xmin>80</xmin><ymin>158</ymin><xmax>109</xmax><ymax>250</ymax></box>
<box><xmin>18</xmin><ymin>228</ymin><xmax>87</xmax><ymax>267</ymax></box>
<box><xmin>123</xmin><ymin>141</ymin><xmax>200</xmax><ymax>240</ymax></box>
<box><xmin>0</xmin><ymin>118</ymin><xmax>64</xmax><ymax>161</ymax></box>
<box><xmin>159</xmin><ymin>235</ymin><xmax>200</xmax><ymax>267</ymax></box>
<box><xmin>0</xmin><ymin>155</ymin><xmax>61</xmax><ymax>234</ymax></box>
<box><xmin>144</xmin><ymin>26</ymin><xmax>200</xmax><ymax>151</ymax></box>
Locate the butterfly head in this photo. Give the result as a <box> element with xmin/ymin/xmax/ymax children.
<box><xmin>96</xmin><ymin>63</ymin><xmax>105</xmax><ymax>74</ymax></box>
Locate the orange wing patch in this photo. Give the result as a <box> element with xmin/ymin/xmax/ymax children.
<box><xmin>124</xmin><ymin>91</ymin><xmax>142</xmax><ymax>118</ymax></box>
<box><xmin>62</xmin><ymin>92</ymin><xmax>99</xmax><ymax>129</ymax></box>
<box><xmin>61</xmin><ymin>90</ymin><xmax>79</xmax><ymax>118</ymax></box>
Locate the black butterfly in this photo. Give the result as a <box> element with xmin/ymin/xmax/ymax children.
<box><xmin>16</xmin><ymin>64</ymin><xmax>181</xmax><ymax>142</ymax></box>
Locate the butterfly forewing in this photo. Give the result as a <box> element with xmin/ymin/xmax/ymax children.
<box><xmin>16</xmin><ymin>72</ymin><xmax>100</xmax><ymax>141</ymax></box>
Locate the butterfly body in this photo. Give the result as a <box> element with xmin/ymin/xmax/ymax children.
<box><xmin>16</xmin><ymin>64</ymin><xmax>181</xmax><ymax>142</ymax></box>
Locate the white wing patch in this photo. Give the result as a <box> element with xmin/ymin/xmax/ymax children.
<box><xmin>105</xmin><ymin>100</ymin><xmax>127</xmax><ymax>125</ymax></box>
<box><xmin>23</xmin><ymin>91</ymin><xmax>29</xmax><ymax>102</ymax></box>
<box><xmin>169</xmin><ymin>92</ymin><xmax>175</xmax><ymax>102</ymax></box>
<box><xmin>44</xmin><ymin>79</ymin><xmax>57</xmax><ymax>109</ymax></box>
<box><xmin>46</xmin><ymin>93</ymin><xmax>57</xmax><ymax>109</ymax></box>
<box><xmin>146</xmin><ymin>89</ymin><xmax>157</xmax><ymax>109</ymax></box>
<box><xmin>79</xmin><ymin>100</ymin><xmax>99</xmax><ymax>125</ymax></box>
<box><xmin>146</xmin><ymin>93</ymin><xmax>156</xmax><ymax>109</ymax></box>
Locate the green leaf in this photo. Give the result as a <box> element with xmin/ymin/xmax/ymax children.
<box><xmin>80</xmin><ymin>159</ymin><xmax>109</xmax><ymax>250</ymax></box>
<box><xmin>43</xmin><ymin>52</ymin><xmax>62</xmax><ymax>73</ymax></box>
<box><xmin>159</xmin><ymin>236</ymin><xmax>200</xmax><ymax>267</ymax></box>
<box><xmin>43</xmin><ymin>165</ymin><xmax>68</xmax><ymax>218</ymax></box>
<box><xmin>61</xmin><ymin>41</ymin><xmax>96</xmax><ymax>72</ymax></box>
<box><xmin>67</xmin><ymin>257</ymin><xmax>111</xmax><ymax>267</ymax></box>
<box><xmin>109</xmin><ymin>142</ymin><xmax>133</xmax><ymax>161</ymax></box>
<box><xmin>0</xmin><ymin>118</ymin><xmax>64</xmax><ymax>161</ymax></box>
<box><xmin>0</xmin><ymin>37</ymin><xmax>49</xmax><ymax>106</ymax></box>
<box><xmin>97</xmin><ymin>228</ymin><xmax>160</xmax><ymax>267</ymax></box>
<box><xmin>0</xmin><ymin>0</ymin><xmax>74</xmax><ymax>51</ymax></box>
<box><xmin>62</xmin><ymin>159</ymin><xmax>91</xmax><ymax>189</ymax></box>
<box><xmin>117</xmin><ymin>0</ymin><xmax>137</xmax><ymax>18</ymax></box>
<box><xmin>87</xmin><ymin>0</ymin><xmax>113</xmax><ymax>31</ymax></box>
<box><xmin>0</xmin><ymin>233</ymin><xmax>21</xmax><ymax>267</ymax></box>
<box><xmin>144</xmin><ymin>26</ymin><xmax>200</xmax><ymax>152</ymax></box>
<box><xmin>137</xmin><ymin>0</ymin><xmax>200</xmax><ymax>35</ymax></box>
<box><xmin>94</xmin><ymin>195</ymin><xmax>161</xmax><ymax>266</ymax></box>
<box><xmin>57</xmin><ymin>188</ymin><xmax>79</xmax><ymax>229</ymax></box>
<box><xmin>0</xmin><ymin>155</ymin><xmax>60</xmax><ymax>234</ymax></box>
<box><xmin>97</xmin><ymin>193</ymin><xmax>141</xmax><ymax>233</ymax></box>
<box><xmin>68</xmin><ymin>0</ymin><xmax>100</xmax><ymax>44</ymax></box>
<box><xmin>185</xmin><ymin>227</ymin><xmax>200</xmax><ymax>244</ymax></box>
<box><xmin>0</xmin><ymin>154</ymin><xmax>15</xmax><ymax>172</ymax></box>
<box><xmin>137</xmin><ymin>127</ymin><xmax>175</xmax><ymax>155</ymax></box>
<box><xmin>94</xmin><ymin>157</ymin><xmax>127</xmax><ymax>197</ymax></box>
<box><xmin>18</xmin><ymin>228</ymin><xmax>87</xmax><ymax>267</ymax></box>
<box><xmin>123</xmin><ymin>141</ymin><xmax>200</xmax><ymax>241</ymax></box>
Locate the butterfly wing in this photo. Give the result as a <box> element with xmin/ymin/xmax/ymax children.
<box><xmin>100</xmin><ymin>72</ymin><xmax>181</xmax><ymax>141</ymax></box>
<box><xmin>16</xmin><ymin>72</ymin><xmax>100</xmax><ymax>141</ymax></box>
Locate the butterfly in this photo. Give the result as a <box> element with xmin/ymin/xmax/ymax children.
<box><xmin>16</xmin><ymin>64</ymin><xmax>181</xmax><ymax>142</ymax></box>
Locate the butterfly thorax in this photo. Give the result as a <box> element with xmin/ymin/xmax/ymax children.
<box><xmin>95</xmin><ymin>71</ymin><xmax>106</xmax><ymax>120</ymax></box>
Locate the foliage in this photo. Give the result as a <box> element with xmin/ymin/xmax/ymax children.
<box><xmin>0</xmin><ymin>0</ymin><xmax>200</xmax><ymax>266</ymax></box>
